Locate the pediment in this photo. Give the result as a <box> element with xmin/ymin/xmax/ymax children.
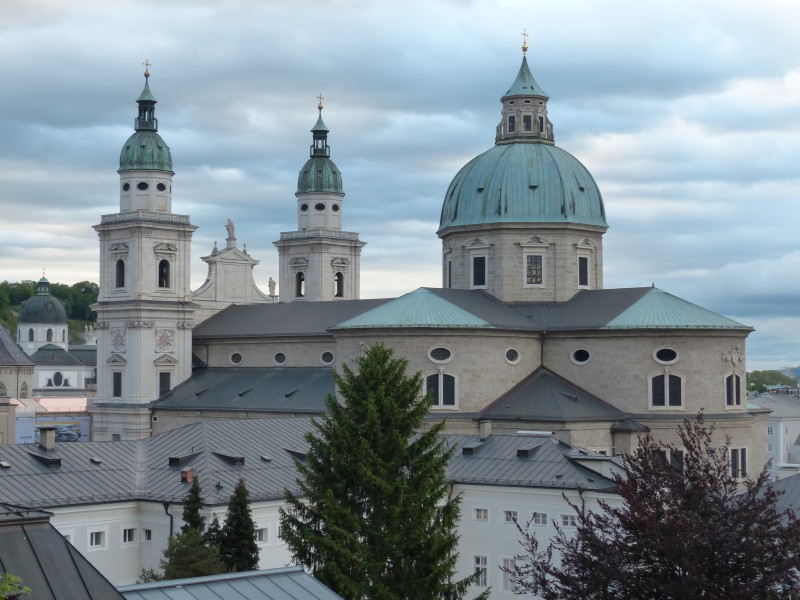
<box><xmin>465</xmin><ymin>237</ymin><xmax>490</xmax><ymax>249</ymax></box>
<box><xmin>110</xmin><ymin>242</ymin><xmax>129</xmax><ymax>252</ymax></box>
<box><xmin>520</xmin><ymin>235</ymin><xmax>551</xmax><ymax>248</ymax></box>
<box><xmin>153</xmin><ymin>355</ymin><xmax>179</xmax><ymax>365</ymax></box>
<box><xmin>576</xmin><ymin>238</ymin><xmax>596</xmax><ymax>250</ymax></box>
<box><xmin>331</xmin><ymin>257</ymin><xmax>350</xmax><ymax>267</ymax></box>
<box><xmin>289</xmin><ymin>257</ymin><xmax>310</xmax><ymax>267</ymax></box>
<box><xmin>154</xmin><ymin>243</ymin><xmax>178</xmax><ymax>253</ymax></box>
<box><xmin>106</xmin><ymin>353</ymin><xmax>127</xmax><ymax>365</ymax></box>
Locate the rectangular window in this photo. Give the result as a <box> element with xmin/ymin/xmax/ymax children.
<box><xmin>670</xmin><ymin>450</ymin><xmax>684</xmax><ymax>473</ymax></box>
<box><xmin>475</xmin><ymin>508</ymin><xmax>488</xmax><ymax>521</ymax></box>
<box><xmin>561</xmin><ymin>514</ymin><xmax>577</xmax><ymax>527</ymax></box>
<box><xmin>123</xmin><ymin>528</ymin><xmax>136</xmax><ymax>543</ymax></box>
<box><xmin>112</xmin><ymin>372</ymin><xmax>122</xmax><ymax>398</ymax></box>
<box><xmin>159</xmin><ymin>372</ymin><xmax>171</xmax><ymax>396</ymax></box>
<box><xmin>578</xmin><ymin>256</ymin><xmax>589</xmax><ymax>287</ymax></box>
<box><xmin>143</xmin><ymin>529</ymin><xmax>152</xmax><ymax>542</ymax></box>
<box><xmin>668</xmin><ymin>374</ymin><xmax>682</xmax><ymax>407</ymax></box>
<box><xmin>474</xmin><ymin>556</ymin><xmax>488</xmax><ymax>587</ymax></box>
<box><xmin>538</xmin><ymin>115</ymin><xmax>545</xmax><ymax>134</ymax></box>
<box><xmin>768</xmin><ymin>426</ymin><xmax>774</xmax><ymax>436</ymax></box>
<box><xmin>522</xmin><ymin>114</ymin><xmax>532</xmax><ymax>132</ymax></box>
<box><xmin>726</xmin><ymin>374</ymin><xmax>741</xmax><ymax>406</ymax></box>
<box><xmin>525</xmin><ymin>254</ymin><xmax>544</xmax><ymax>285</ymax></box>
<box><xmin>447</xmin><ymin>259</ymin><xmax>452</xmax><ymax>288</ymax></box>
<box><xmin>532</xmin><ymin>512</ymin><xmax>547</xmax><ymax>525</ymax></box>
<box><xmin>90</xmin><ymin>531</ymin><xmax>105</xmax><ymax>548</ymax></box>
<box><xmin>786</xmin><ymin>426</ymin><xmax>790</xmax><ymax>435</ymax></box>
<box><xmin>257</xmin><ymin>527</ymin><xmax>268</xmax><ymax>543</ymax></box>
<box><xmin>507</xmin><ymin>115</ymin><xmax>516</xmax><ymax>133</ymax></box>
<box><xmin>504</xmin><ymin>510</ymin><xmax>518</xmax><ymax>523</ymax></box>
<box><xmin>768</xmin><ymin>443</ymin><xmax>774</xmax><ymax>452</ymax></box>
<box><xmin>502</xmin><ymin>558</ymin><xmax>516</xmax><ymax>590</ymax></box>
<box><xmin>472</xmin><ymin>255</ymin><xmax>487</xmax><ymax>288</ymax></box>
<box><xmin>731</xmin><ymin>448</ymin><xmax>747</xmax><ymax>479</ymax></box>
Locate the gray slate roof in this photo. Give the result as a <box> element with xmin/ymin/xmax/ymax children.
<box><xmin>0</xmin><ymin>327</ymin><xmax>34</xmax><ymax>367</ymax></box>
<box><xmin>30</xmin><ymin>344</ymin><xmax>85</xmax><ymax>366</ymax></box>
<box><xmin>154</xmin><ymin>367</ymin><xmax>332</xmax><ymax>414</ymax></box>
<box><xmin>481</xmin><ymin>367</ymin><xmax>625</xmax><ymax>422</ymax></box>
<box><xmin>0</xmin><ymin>504</ymin><xmax>123</xmax><ymax>599</ymax></box>
<box><xmin>119</xmin><ymin>566</ymin><xmax>343</xmax><ymax>600</ymax></box>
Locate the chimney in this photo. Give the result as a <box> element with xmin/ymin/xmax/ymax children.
<box><xmin>38</xmin><ymin>426</ymin><xmax>56</xmax><ymax>451</ymax></box>
<box><xmin>181</xmin><ymin>468</ymin><xmax>194</xmax><ymax>483</ymax></box>
<box><xmin>479</xmin><ymin>420</ymin><xmax>492</xmax><ymax>440</ymax></box>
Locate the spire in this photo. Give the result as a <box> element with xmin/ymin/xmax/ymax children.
<box><xmin>135</xmin><ymin>59</ymin><xmax>158</xmax><ymax>132</ymax></box>
<box><xmin>310</xmin><ymin>94</ymin><xmax>330</xmax><ymax>158</ymax></box>
<box><xmin>503</xmin><ymin>54</ymin><xmax>548</xmax><ymax>99</ymax></box>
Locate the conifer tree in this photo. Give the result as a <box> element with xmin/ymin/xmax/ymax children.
<box><xmin>280</xmin><ymin>343</ymin><xmax>486</xmax><ymax>599</ymax></box>
<box><xmin>219</xmin><ymin>478</ymin><xmax>260</xmax><ymax>572</ymax></box>
<box><xmin>160</xmin><ymin>528</ymin><xmax>225</xmax><ymax>580</ymax></box>
<box><xmin>181</xmin><ymin>476</ymin><xmax>205</xmax><ymax>533</ymax></box>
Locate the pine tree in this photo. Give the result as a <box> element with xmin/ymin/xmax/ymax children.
<box><xmin>506</xmin><ymin>414</ymin><xmax>800</xmax><ymax>599</ymax></box>
<box><xmin>205</xmin><ymin>514</ymin><xmax>222</xmax><ymax>548</ymax></box>
<box><xmin>181</xmin><ymin>476</ymin><xmax>205</xmax><ymax>533</ymax></box>
<box><xmin>280</xmin><ymin>343</ymin><xmax>486</xmax><ymax>599</ymax></box>
<box><xmin>160</xmin><ymin>528</ymin><xmax>225</xmax><ymax>580</ymax></box>
<box><xmin>218</xmin><ymin>478</ymin><xmax>259</xmax><ymax>572</ymax></box>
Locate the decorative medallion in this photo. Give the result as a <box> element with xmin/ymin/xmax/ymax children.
<box><xmin>111</xmin><ymin>328</ymin><xmax>126</xmax><ymax>353</ymax></box>
<box><xmin>722</xmin><ymin>345</ymin><xmax>744</xmax><ymax>368</ymax></box>
<box><xmin>155</xmin><ymin>328</ymin><xmax>176</xmax><ymax>353</ymax></box>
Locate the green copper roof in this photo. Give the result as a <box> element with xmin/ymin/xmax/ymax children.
<box><xmin>137</xmin><ymin>81</ymin><xmax>156</xmax><ymax>102</ymax></box>
<box><xmin>333</xmin><ymin>288</ymin><xmax>493</xmax><ymax>329</ymax></box>
<box><xmin>119</xmin><ymin>130</ymin><xmax>173</xmax><ymax>172</ymax></box>
<box><xmin>297</xmin><ymin>157</ymin><xmax>343</xmax><ymax>193</ymax></box>
<box><xmin>439</xmin><ymin>142</ymin><xmax>606</xmax><ymax>231</ymax></box>
<box><xmin>503</xmin><ymin>55</ymin><xmax>548</xmax><ymax>99</ymax></box>
<box><xmin>311</xmin><ymin>114</ymin><xmax>329</xmax><ymax>133</ymax></box>
<box><xmin>604</xmin><ymin>288</ymin><xmax>750</xmax><ymax>330</ymax></box>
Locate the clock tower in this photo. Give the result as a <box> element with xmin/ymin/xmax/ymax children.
<box><xmin>90</xmin><ymin>64</ymin><xmax>197</xmax><ymax>441</ymax></box>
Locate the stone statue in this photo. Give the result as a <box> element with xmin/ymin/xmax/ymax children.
<box><xmin>225</xmin><ymin>219</ymin><xmax>235</xmax><ymax>239</ymax></box>
<box><xmin>268</xmin><ymin>277</ymin><xmax>277</xmax><ymax>296</ymax></box>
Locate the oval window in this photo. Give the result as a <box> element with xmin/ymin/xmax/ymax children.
<box><xmin>654</xmin><ymin>347</ymin><xmax>678</xmax><ymax>364</ymax></box>
<box><xmin>137</xmin><ymin>182</ymin><xmax>149</xmax><ymax>190</ymax></box>
<box><xmin>230</xmin><ymin>352</ymin><xmax>243</xmax><ymax>364</ymax></box>
<box><xmin>321</xmin><ymin>351</ymin><xmax>334</xmax><ymax>365</ymax></box>
<box><xmin>157</xmin><ymin>183</ymin><xmax>167</xmax><ymax>191</ymax></box>
<box><xmin>274</xmin><ymin>352</ymin><xmax>286</xmax><ymax>365</ymax></box>
<box><xmin>332</xmin><ymin>204</ymin><xmax>340</xmax><ymax>212</ymax></box>
<box><xmin>300</xmin><ymin>204</ymin><xmax>309</xmax><ymax>211</ymax></box>
<box><xmin>429</xmin><ymin>347</ymin><xmax>452</xmax><ymax>362</ymax></box>
<box><xmin>315</xmin><ymin>203</ymin><xmax>325</xmax><ymax>211</ymax></box>
<box><xmin>571</xmin><ymin>349</ymin><xmax>591</xmax><ymax>365</ymax></box>
<box><xmin>505</xmin><ymin>348</ymin><xmax>520</xmax><ymax>364</ymax></box>
<box><xmin>122</xmin><ymin>183</ymin><xmax>130</xmax><ymax>191</ymax></box>
<box><xmin>53</xmin><ymin>372</ymin><xmax>63</xmax><ymax>386</ymax></box>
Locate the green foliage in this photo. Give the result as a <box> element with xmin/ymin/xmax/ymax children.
<box><xmin>748</xmin><ymin>369</ymin><xmax>796</xmax><ymax>393</ymax></box>
<box><xmin>205</xmin><ymin>515</ymin><xmax>222</xmax><ymax>548</ymax></box>
<box><xmin>181</xmin><ymin>476</ymin><xmax>206</xmax><ymax>533</ymax></box>
<box><xmin>0</xmin><ymin>573</ymin><xmax>31</xmax><ymax>598</ymax></box>
<box><xmin>219</xmin><ymin>478</ymin><xmax>259</xmax><ymax>572</ymax></box>
<box><xmin>137</xmin><ymin>568</ymin><xmax>163</xmax><ymax>583</ymax></box>
<box><xmin>507</xmin><ymin>414</ymin><xmax>800</xmax><ymax>599</ymax></box>
<box><xmin>280</xmin><ymin>343</ymin><xmax>486</xmax><ymax>600</ymax></box>
<box><xmin>160</xmin><ymin>528</ymin><xmax>225</xmax><ymax>580</ymax></box>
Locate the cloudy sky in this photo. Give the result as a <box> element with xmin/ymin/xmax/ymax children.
<box><xmin>1</xmin><ymin>0</ymin><xmax>799</xmax><ymax>369</ymax></box>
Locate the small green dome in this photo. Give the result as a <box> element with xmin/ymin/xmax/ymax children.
<box><xmin>119</xmin><ymin>130</ymin><xmax>173</xmax><ymax>172</ymax></box>
<box><xmin>439</xmin><ymin>142</ymin><xmax>606</xmax><ymax>231</ymax></box>
<box><xmin>297</xmin><ymin>156</ymin><xmax>343</xmax><ymax>193</ymax></box>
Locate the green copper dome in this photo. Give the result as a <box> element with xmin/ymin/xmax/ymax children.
<box><xmin>297</xmin><ymin>108</ymin><xmax>343</xmax><ymax>193</ymax></box>
<box><xmin>118</xmin><ymin>77</ymin><xmax>173</xmax><ymax>173</ymax></box>
<box><xmin>438</xmin><ymin>55</ymin><xmax>606</xmax><ymax>232</ymax></box>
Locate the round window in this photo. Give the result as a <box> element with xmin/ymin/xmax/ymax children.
<box><xmin>505</xmin><ymin>348</ymin><xmax>520</xmax><ymax>364</ymax></box>
<box><xmin>230</xmin><ymin>352</ymin><xmax>243</xmax><ymax>365</ymax></box>
<box><xmin>332</xmin><ymin>204</ymin><xmax>340</xmax><ymax>212</ymax></box>
<box><xmin>157</xmin><ymin>183</ymin><xmax>167</xmax><ymax>191</ymax></box>
<box><xmin>429</xmin><ymin>347</ymin><xmax>452</xmax><ymax>362</ymax></box>
<box><xmin>571</xmin><ymin>349</ymin><xmax>591</xmax><ymax>365</ymax></box>
<box><xmin>654</xmin><ymin>347</ymin><xmax>678</xmax><ymax>364</ymax></box>
<box><xmin>122</xmin><ymin>183</ymin><xmax>130</xmax><ymax>191</ymax></box>
<box><xmin>321</xmin><ymin>351</ymin><xmax>334</xmax><ymax>365</ymax></box>
<box><xmin>137</xmin><ymin>182</ymin><xmax>149</xmax><ymax>190</ymax></box>
<box><xmin>300</xmin><ymin>204</ymin><xmax>309</xmax><ymax>211</ymax></box>
<box><xmin>274</xmin><ymin>352</ymin><xmax>286</xmax><ymax>365</ymax></box>
<box><xmin>315</xmin><ymin>203</ymin><xmax>325</xmax><ymax>211</ymax></box>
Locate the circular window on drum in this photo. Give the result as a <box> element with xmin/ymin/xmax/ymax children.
<box><xmin>320</xmin><ymin>351</ymin><xmax>334</xmax><ymax>365</ymax></box>
<box><xmin>505</xmin><ymin>348</ymin><xmax>521</xmax><ymax>364</ymax></box>
<box><xmin>428</xmin><ymin>347</ymin><xmax>452</xmax><ymax>363</ymax></box>
<box><xmin>230</xmin><ymin>352</ymin><xmax>243</xmax><ymax>365</ymax></box>
<box><xmin>274</xmin><ymin>352</ymin><xmax>286</xmax><ymax>365</ymax></box>
<box><xmin>571</xmin><ymin>348</ymin><xmax>591</xmax><ymax>365</ymax></box>
<box><xmin>654</xmin><ymin>347</ymin><xmax>678</xmax><ymax>365</ymax></box>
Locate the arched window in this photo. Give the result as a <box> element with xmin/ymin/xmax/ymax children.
<box><xmin>158</xmin><ymin>260</ymin><xmax>170</xmax><ymax>288</ymax></box>
<box><xmin>19</xmin><ymin>382</ymin><xmax>27</xmax><ymax>399</ymax></box>
<box><xmin>296</xmin><ymin>272</ymin><xmax>305</xmax><ymax>298</ymax></box>
<box><xmin>61</xmin><ymin>329</ymin><xmax>66</xmax><ymax>343</ymax></box>
<box><xmin>47</xmin><ymin>329</ymin><xmax>53</xmax><ymax>342</ymax></box>
<box><xmin>725</xmin><ymin>374</ymin><xmax>742</xmax><ymax>407</ymax></box>
<box><xmin>115</xmin><ymin>259</ymin><xmax>125</xmax><ymax>288</ymax></box>
<box><xmin>650</xmin><ymin>372</ymin><xmax>684</xmax><ymax>409</ymax></box>
<box><xmin>334</xmin><ymin>272</ymin><xmax>344</xmax><ymax>298</ymax></box>
<box><xmin>426</xmin><ymin>373</ymin><xmax>457</xmax><ymax>407</ymax></box>
<box><xmin>28</xmin><ymin>328</ymin><xmax>33</xmax><ymax>342</ymax></box>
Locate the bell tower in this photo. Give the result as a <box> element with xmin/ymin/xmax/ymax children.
<box><xmin>90</xmin><ymin>63</ymin><xmax>197</xmax><ymax>441</ymax></box>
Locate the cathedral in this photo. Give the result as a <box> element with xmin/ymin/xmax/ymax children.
<box><xmin>87</xmin><ymin>45</ymin><xmax>763</xmax><ymax>470</ymax></box>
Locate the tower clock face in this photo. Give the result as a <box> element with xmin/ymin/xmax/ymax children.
<box><xmin>111</xmin><ymin>329</ymin><xmax>126</xmax><ymax>353</ymax></box>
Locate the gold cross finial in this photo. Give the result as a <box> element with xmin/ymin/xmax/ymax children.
<box><xmin>317</xmin><ymin>93</ymin><xmax>324</xmax><ymax>111</ymax></box>
<box><xmin>521</xmin><ymin>29</ymin><xmax>528</xmax><ymax>55</ymax></box>
<box><xmin>143</xmin><ymin>59</ymin><xmax>151</xmax><ymax>79</ymax></box>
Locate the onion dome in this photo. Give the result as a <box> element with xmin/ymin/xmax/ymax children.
<box><xmin>118</xmin><ymin>66</ymin><xmax>173</xmax><ymax>173</ymax></box>
<box><xmin>438</xmin><ymin>47</ymin><xmax>606</xmax><ymax>232</ymax></box>
<box><xmin>297</xmin><ymin>101</ymin><xmax>343</xmax><ymax>193</ymax></box>
<box><xmin>18</xmin><ymin>277</ymin><xmax>68</xmax><ymax>326</ymax></box>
